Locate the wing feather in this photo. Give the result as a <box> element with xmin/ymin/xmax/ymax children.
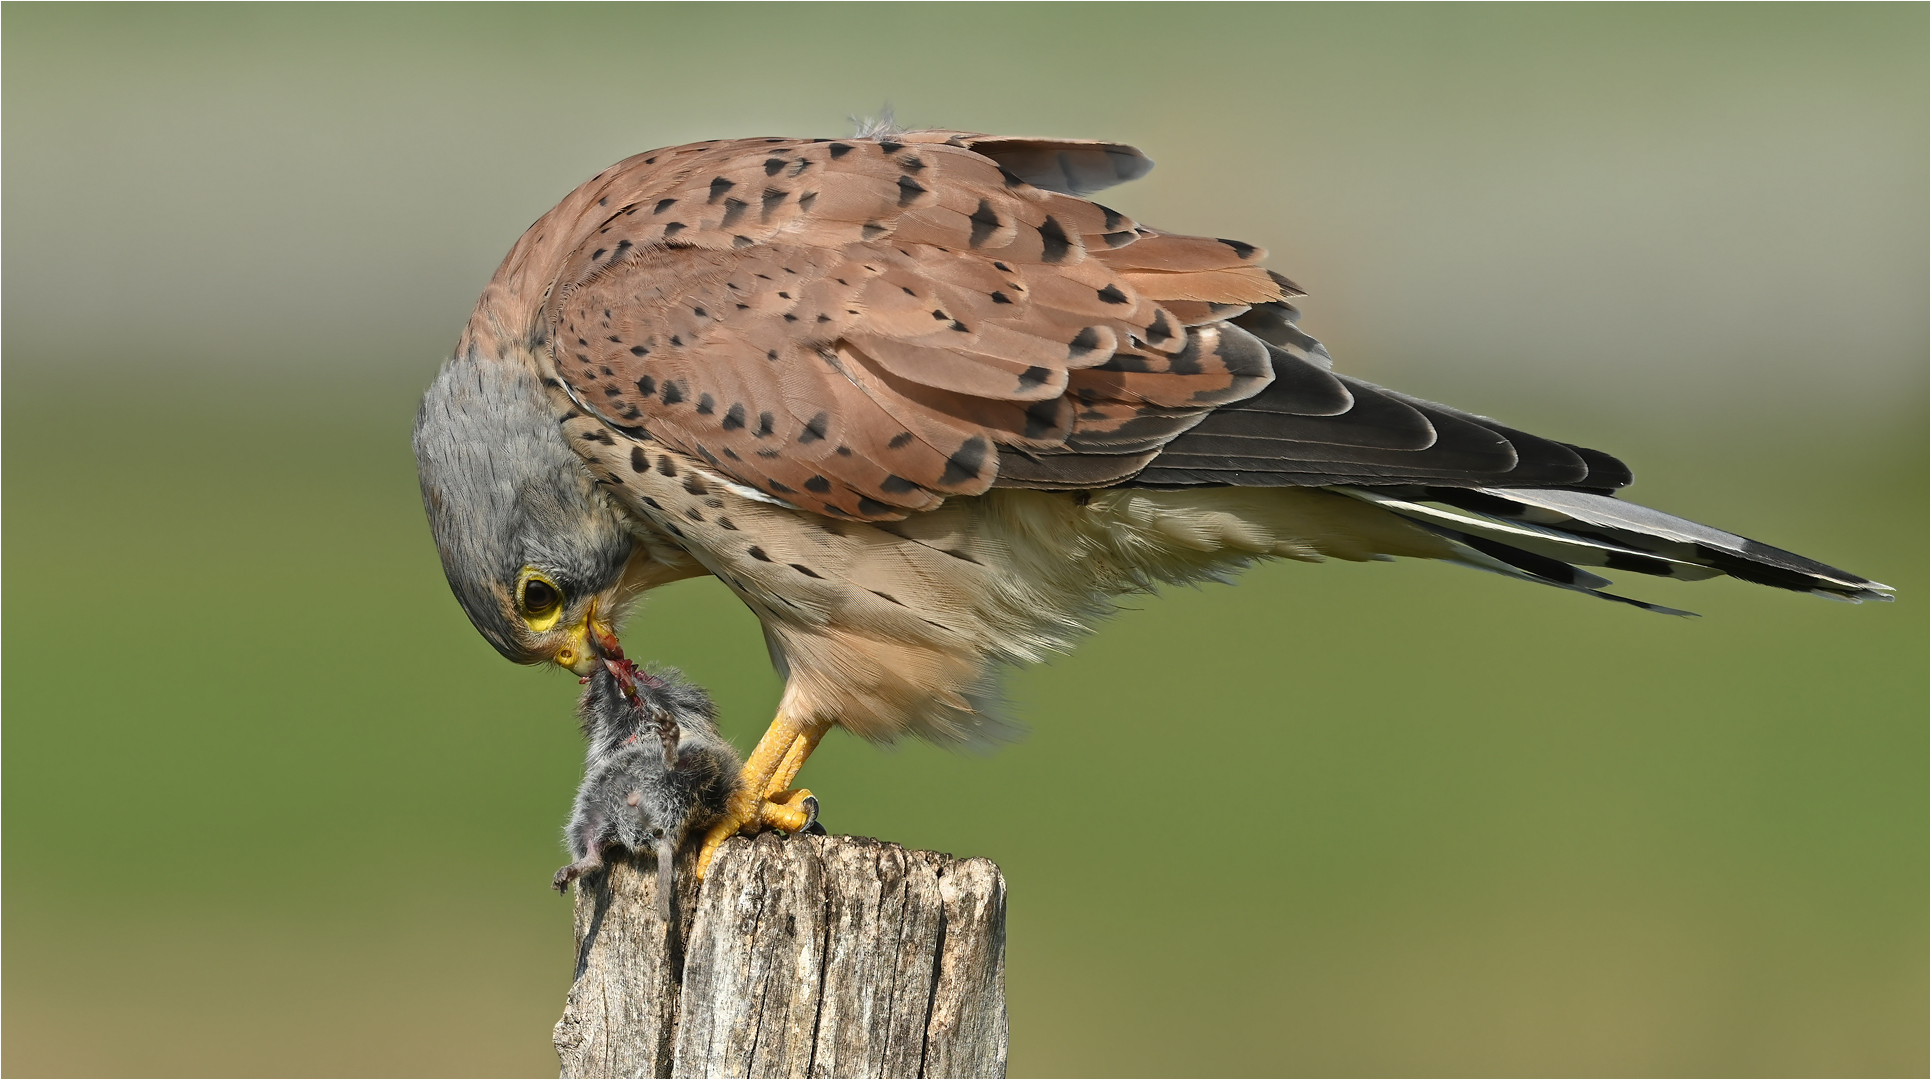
<box><xmin>528</xmin><ymin>131</ymin><xmax>1628</xmax><ymax>518</ymax></box>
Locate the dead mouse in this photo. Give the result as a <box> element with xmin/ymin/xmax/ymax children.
<box><xmin>551</xmin><ymin>663</ymin><xmax>742</xmax><ymax>915</ymax></box>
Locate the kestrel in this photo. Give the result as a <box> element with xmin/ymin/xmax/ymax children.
<box><xmin>414</xmin><ymin>130</ymin><xmax>1890</xmax><ymax>876</ymax></box>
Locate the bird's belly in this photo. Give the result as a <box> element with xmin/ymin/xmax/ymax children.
<box><xmin>566</xmin><ymin>417</ymin><xmax>1445</xmax><ymax>745</ymax></box>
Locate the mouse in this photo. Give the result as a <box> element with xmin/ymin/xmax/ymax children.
<box><xmin>551</xmin><ymin>662</ymin><xmax>742</xmax><ymax>916</ymax></box>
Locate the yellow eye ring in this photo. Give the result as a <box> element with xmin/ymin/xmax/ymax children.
<box><xmin>517</xmin><ymin>570</ymin><xmax>565</xmax><ymax>632</ymax></box>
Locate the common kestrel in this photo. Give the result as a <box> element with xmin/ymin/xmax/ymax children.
<box><xmin>414</xmin><ymin>130</ymin><xmax>1890</xmax><ymax>876</ymax></box>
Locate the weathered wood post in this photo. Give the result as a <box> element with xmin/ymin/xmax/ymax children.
<box><xmin>554</xmin><ymin>832</ymin><xmax>1008</xmax><ymax>1079</ymax></box>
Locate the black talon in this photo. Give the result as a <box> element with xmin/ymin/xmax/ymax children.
<box><xmin>801</xmin><ymin>795</ymin><xmax>826</xmax><ymax>836</ymax></box>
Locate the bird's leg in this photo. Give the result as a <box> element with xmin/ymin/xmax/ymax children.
<box><xmin>766</xmin><ymin>723</ymin><xmax>829</xmax><ymax>798</ymax></box>
<box><xmin>694</xmin><ymin>711</ymin><xmax>833</xmax><ymax>878</ymax></box>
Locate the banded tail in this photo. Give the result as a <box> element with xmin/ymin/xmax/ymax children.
<box><xmin>1338</xmin><ymin>486</ymin><xmax>1893</xmax><ymax>616</ymax></box>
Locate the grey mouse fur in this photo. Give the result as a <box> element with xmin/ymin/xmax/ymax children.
<box><xmin>552</xmin><ymin>665</ymin><xmax>742</xmax><ymax>916</ymax></box>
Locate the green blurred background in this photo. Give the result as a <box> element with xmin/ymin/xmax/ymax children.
<box><xmin>5</xmin><ymin>4</ymin><xmax>1923</xmax><ymax>1076</ymax></box>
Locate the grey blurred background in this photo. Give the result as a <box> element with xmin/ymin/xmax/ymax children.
<box><xmin>5</xmin><ymin>4</ymin><xmax>1923</xmax><ymax>1076</ymax></box>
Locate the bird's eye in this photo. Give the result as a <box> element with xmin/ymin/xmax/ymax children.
<box><xmin>518</xmin><ymin>573</ymin><xmax>565</xmax><ymax>630</ymax></box>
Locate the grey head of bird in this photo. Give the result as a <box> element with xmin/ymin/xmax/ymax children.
<box><xmin>414</xmin><ymin>350</ymin><xmax>636</xmax><ymax>675</ymax></box>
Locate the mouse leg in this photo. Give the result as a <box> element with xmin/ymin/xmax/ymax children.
<box><xmin>553</xmin><ymin>847</ymin><xmax>606</xmax><ymax>893</ymax></box>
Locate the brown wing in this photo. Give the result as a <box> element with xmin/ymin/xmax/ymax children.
<box><xmin>545</xmin><ymin>132</ymin><xmax>1291</xmax><ymax>519</ymax></box>
<box><xmin>539</xmin><ymin>131</ymin><xmax>1630</xmax><ymax>517</ymax></box>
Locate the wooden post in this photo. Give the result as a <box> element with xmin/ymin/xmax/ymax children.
<box><xmin>554</xmin><ymin>832</ymin><xmax>1008</xmax><ymax>1079</ymax></box>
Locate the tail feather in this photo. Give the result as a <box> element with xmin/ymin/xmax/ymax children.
<box><xmin>1336</xmin><ymin>485</ymin><xmax>1893</xmax><ymax>614</ymax></box>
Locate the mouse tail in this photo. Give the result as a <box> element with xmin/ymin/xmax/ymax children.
<box><xmin>655</xmin><ymin>836</ymin><xmax>677</xmax><ymax>921</ymax></box>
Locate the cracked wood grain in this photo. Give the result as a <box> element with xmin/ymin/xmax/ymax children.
<box><xmin>555</xmin><ymin>833</ymin><xmax>1006</xmax><ymax>1079</ymax></box>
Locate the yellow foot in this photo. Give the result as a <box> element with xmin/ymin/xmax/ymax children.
<box><xmin>694</xmin><ymin>711</ymin><xmax>833</xmax><ymax>879</ymax></box>
<box><xmin>694</xmin><ymin>788</ymin><xmax>818</xmax><ymax>878</ymax></box>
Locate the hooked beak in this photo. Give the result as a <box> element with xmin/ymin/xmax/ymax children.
<box><xmin>553</xmin><ymin>600</ymin><xmax>618</xmax><ymax>676</ymax></box>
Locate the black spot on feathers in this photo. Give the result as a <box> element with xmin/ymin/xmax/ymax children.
<box><xmin>940</xmin><ymin>437</ymin><xmax>989</xmax><ymax>485</ymax></box>
<box><xmin>799</xmin><ymin>412</ymin><xmax>829</xmax><ymax>443</ymax></box>
<box><xmin>1069</xmin><ymin>326</ymin><xmax>1103</xmax><ymax>357</ymax></box>
<box><xmin>1024</xmin><ymin>399</ymin><xmax>1061</xmax><ymax>438</ymax></box>
<box><xmin>721</xmin><ymin>198</ymin><xmax>748</xmax><ymax>227</ymax></box>
<box><xmin>1217</xmin><ymin>238</ymin><xmax>1258</xmax><ymax>259</ymax></box>
<box><xmin>828</xmin><ymin>142</ymin><xmax>853</xmax><ymax>158</ymax></box>
<box><xmin>764</xmin><ymin>157</ymin><xmax>786</xmax><ymax>176</ymax></box>
<box><xmin>1097</xmin><ymin>284</ymin><xmax>1128</xmax><ymax>305</ymax></box>
<box><xmin>747</xmin><ymin>546</ymin><xmax>772</xmax><ymax>561</ymax></box>
<box><xmin>789</xmin><ymin>563</ymin><xmax>824</xmax><ymax>579</ymax></box>
<box><xmin>804</xmin><ymin>475</ymin><xmax>831</xmax><ymax>493</ymax></box>
<box><xmin>655</xmin><ymin>455</ymin><xmax>677</xmax><ymax>477</ymax></box>
<box><xmin>968</xmin><ymin>201</ymin><xmax>1000</xmax><ymax>247</ymax></box>
<box><xmin>722</xmin><ymin>403</ymin><xmax>746</xmax><ymax>430</ymax></box>
<box><xmin>888</xmin><ymin>431</ymin><xmax>915</xmax><ymax>449</ymax></box>
<box><xmin>708</xmin><ymin>176</ymin><xmax>735</xmax><ymax>203</ymax></box>
<box><xmin>630</xmin><ymin>446</ymin><xmax>648</xmax><ymax>472</ymax></box>
<box><xmin>876</xmin><ymin>139</ymin><xmax>904</xmax><ymax>154</ymax></box>
<box><xmin>896</xmin><ymin>175</ymin><xmax>927</xmax><ymax>207</ymax></box>
<box><xmin>1038</xmin><ymin>216</ymin><xmax>1071</xmax><ymax>263</ymax></box>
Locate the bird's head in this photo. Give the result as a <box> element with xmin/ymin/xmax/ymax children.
<box><xmin>414</xmin><ymin>352</ymin><xmax>635</xmax><ymax>675</ymax></box>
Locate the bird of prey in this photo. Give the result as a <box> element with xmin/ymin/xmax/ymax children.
<box><xmin>415</xmin><ymin>129</ymin><xmax>1891</xmax><ymax>876</ymax></box>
